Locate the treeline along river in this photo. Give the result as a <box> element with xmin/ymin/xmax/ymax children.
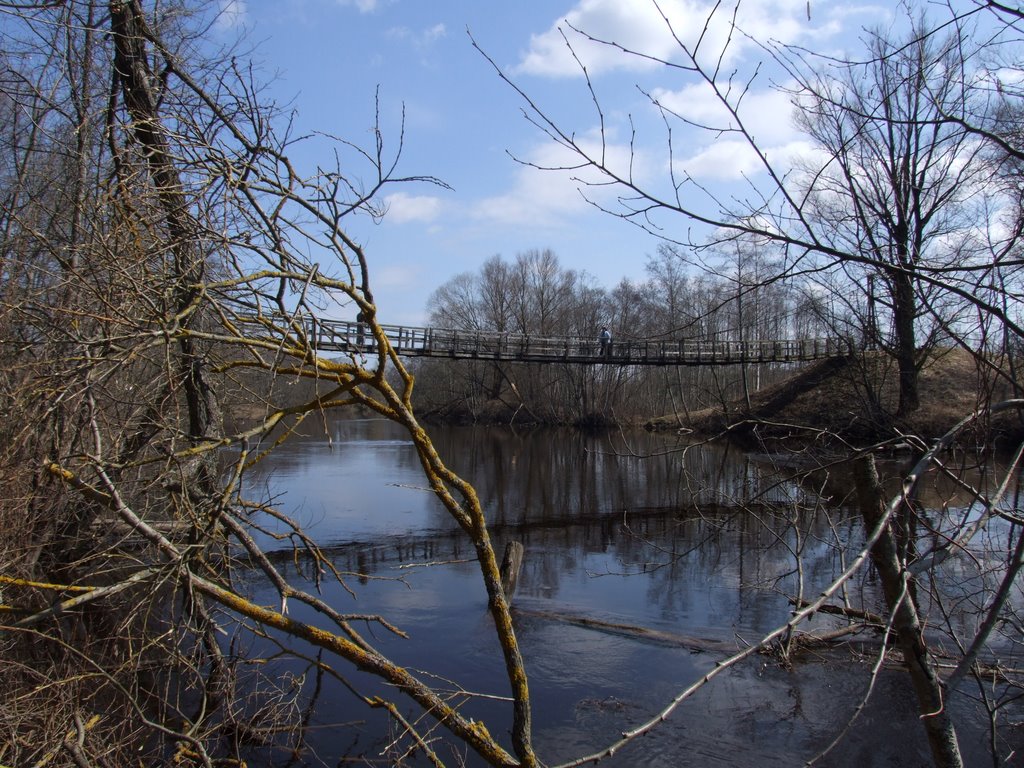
<box><xmin>237</xmin><ymin>417</ymin><xmax>1020</xmax><ymax>766</ymax></box>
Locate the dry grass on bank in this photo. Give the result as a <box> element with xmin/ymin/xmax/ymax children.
<box><xmin>648</xmin><ymin>348</ymin><xmax>1024</xmax><ymax>446</ymax></box>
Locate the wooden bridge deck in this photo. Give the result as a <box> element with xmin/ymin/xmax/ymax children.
<box><xmin>302</xmin><ymin>319</ymin><xmax>853</xmax><ymax>366</ymax></box>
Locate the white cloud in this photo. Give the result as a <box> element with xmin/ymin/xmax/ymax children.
<box><xmin>424</xmin><ymin>23</ymin><xmax>447</xmax><ymax>43</ymax></box>
<box><xmin>672</xmin><ymin>135</ymin><xmax>821</xmax><ymax>183</ymax></box>
<box><xmin>473</xmin><ymin>169</ymin><xmax>582</xmax><ymax>227</ymax></box>
<box><xmin>337</xmin><ymin>0</ymin><xmax>387</xmax><ymax>12</ymax></box>
<box><xmin>676</xmin><ymin>139</ymin><xmax>763</xmax><ymax>181</ymax></box>
<box><xmin>387</xmin><ymin>23</ymin><xmax>447</xmax><ymax>47</ymax></box>
<box><xmin>650</xmin><ymin>80</ymin><xmax>801</xmax><ymax>147</ymax></box>
<box><xmin>472</xmin><ymin>130</ymin><xmax>646</xmax><ymax>227</ymax></box>
<box><xmin>738</xmin><ymin>89</ymin><xmax>803</xmax><ymax>147</ymax></box>
<box><xmin>375</xmin><ymin>263</ymin><xmax>424</xmax><ymax>289</ymax></box>
<box><xmin>516</xmin><ymin>0</ymin><xmax>863</xmax><ymax>79</ymax></box>
<box><xmin>517</xmin><ymin>0</ymin><xmax>695</xmax><ymax>78</ymax></box>
<box><xmin>214</xmin><ymin>0</ymin><xmax>247</xmax><ymax>30</ymax></box>
<box><xmin>383</xmin><ymin>192</ymin><xmax>445</xmax><ymax>224</ymax></box>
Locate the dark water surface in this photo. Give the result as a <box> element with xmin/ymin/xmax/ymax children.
<box><xmin>239</xmin><ymin>418</ymin><xmax>1015</xmax><ymax>767</ymax></box>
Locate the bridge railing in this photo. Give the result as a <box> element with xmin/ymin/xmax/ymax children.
<box><xmin>299</xmin><ymin>318</ymin><xmax>853</xmax><ymax>364</ymax></box>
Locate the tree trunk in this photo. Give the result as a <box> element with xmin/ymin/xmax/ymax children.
<box><xmin>891</xmin><ymin>270</ymin><xmax>920</xmax><ymax>417</ymax></box>
<box><xmin>111</xmin><ymin>0</ymin><xmax>221</xmax><ymax>470</ymax></box>
<box><xmin>853</xmin><ymin>455</ymin><xmax>962</xmax><ymax>768</ymax></box>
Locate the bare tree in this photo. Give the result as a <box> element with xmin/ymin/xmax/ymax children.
<box><xmin>1</xmin><ymin>2</ymin><xmax>538</xmax><ymax>765</ymax></box>
<box><xmin>790</xmin><ymin>16</ymin><xmax>989</xmax><ymax>416</ymax></box>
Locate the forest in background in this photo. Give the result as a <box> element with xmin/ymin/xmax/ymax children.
<box><xmin>413</xmin><ymin>243</ymin><xmax>835</xmax><ymax>427</ymax></box>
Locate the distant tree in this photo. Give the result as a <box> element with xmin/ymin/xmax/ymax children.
<box><xmin>506</xmin><ymin>248</ymin><xmax>579</xmax><ymax>335</ymax></box>
<box><xmin>425</xmin><ymin>250</ymin><xmax>662</xmax><ymax>423</ymax></box>
<box><xmin>427</xmin><ymin>270</ymin><xmax>488</xmax><ymax>330</ymax></box>
<box><xmin>481</xmin><ymin>254</ymin><xmax>519</xmax><ymax>332</ymax></box>
<box><xmin>644</xmin><ymin>243</ymin><xmax>696</xmax><ymax>337</ymax></box>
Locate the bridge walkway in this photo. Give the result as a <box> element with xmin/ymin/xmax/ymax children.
<box><xmin>301</xmin><ymin>319</ymin><xmax>853</xmax><ymax>367</ymax></box>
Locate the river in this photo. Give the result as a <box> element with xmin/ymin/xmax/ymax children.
<box><xmin>236</xmin><ymin>417</ymin><xmax>1016</xmax><ymax>767</ymax></box>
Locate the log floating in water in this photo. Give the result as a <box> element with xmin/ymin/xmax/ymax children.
<box><xmin>511</xmin><ymin>604</ymin><xmax>741</xmax><ymax>653</ymax></box>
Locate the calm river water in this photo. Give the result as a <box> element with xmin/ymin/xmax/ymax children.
<box><xmin>239</xmin><ymin>417</ymin><xmax>1011</xmax><ymax>767</ymax></box>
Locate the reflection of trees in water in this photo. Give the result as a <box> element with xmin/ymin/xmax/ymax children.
<box><xmin>261</xmin><ymin>497</ymin><xmax>864</xmax><ymax>630</ymax></box>
<box><xmin>240</xmin><ymin>417</ymin><xmax>425</xmax><ymax>484</ymax></box>
<box><xmin>247</xmin><ymin>424</ymin><xmax>867</xmax><ymax>617</ymax></box>
<box><xmin>427</xmin><ymin>425</ymin><xmax>821</xmax><ymax>524</ymax></box>
<box><xmin>418</xmin><ymin>426</ymin><xmax>858</xmax><ymax>611</ymax></box>
<box><xmin>243</xmin><ymin>420</ymin><xmax>1024</xmax><ymax>767</ymax></box>
<box><xmin>251</xmin><ymin>423</ymin><xmax>1017</xmax><ymax>642</ymax></box>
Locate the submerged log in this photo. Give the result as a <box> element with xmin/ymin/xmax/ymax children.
<box><xmin>511</xmin><ymin>605</ymin><xmax>739</xmax><ymax>653</ymax></box>
<box><xmin>514</xmin><ymin>603</ymin><xmax>889</xmax><ymax>657</ymax></box>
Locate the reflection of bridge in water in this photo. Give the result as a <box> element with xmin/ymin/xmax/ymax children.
<box><xmin>306</xmin><ymin>319</ymin><xmax>853</xmax><ymax>366</ymax></box>
<box><xmin>260</xmin><ymin>497</ymin><xmax>835</xmax><ymax>580</ymax></box>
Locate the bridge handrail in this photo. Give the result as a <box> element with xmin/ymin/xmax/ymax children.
<box><xmin>300</xmin><ymin>318</ymin><xmax>853</xmax><ymax>362</ymax></box>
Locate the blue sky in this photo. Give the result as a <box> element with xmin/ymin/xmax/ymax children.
<box><xmin>214</xmin><ymin>0</ymin><xmax>888</xmax><ymax>325</ymax></box>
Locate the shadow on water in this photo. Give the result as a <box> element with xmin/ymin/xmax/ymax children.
<box><xmin>235</xmin><ymin>418</ymin><xmax>1022</xmax><ymax>767</ymax></box>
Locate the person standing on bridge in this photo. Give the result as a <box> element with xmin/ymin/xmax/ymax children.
<box><xmin>599</xmin><ymin>327</ymin><xmax>612</xmax><ymax>357</ymax></box>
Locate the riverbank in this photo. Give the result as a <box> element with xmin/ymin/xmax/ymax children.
<box><xmin>240</xmin><ymin>347</ymin><xmax>1022</xmax><ymax>447</ymax></box>
<box><xmin>648</xmin><ymin>348</ymin><xmax>1023</xmax><ymax>447</ymax></box>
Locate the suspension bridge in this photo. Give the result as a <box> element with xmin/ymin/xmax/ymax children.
<box><xmin>301</xmin><ymin>318</ymin><xmax>853</xmax><ymax>367</ymax></box>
